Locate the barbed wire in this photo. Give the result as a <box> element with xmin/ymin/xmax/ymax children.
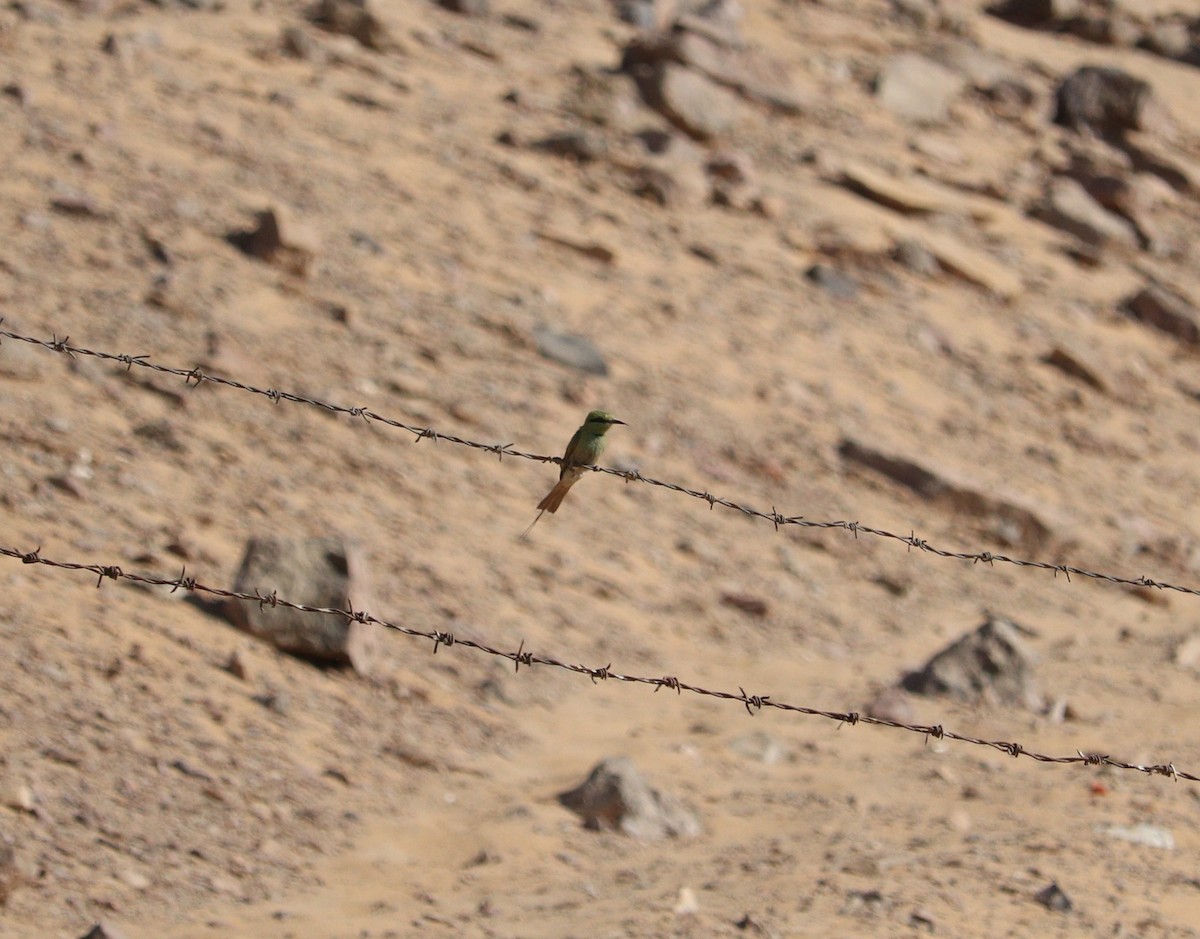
<box><xmin>1</xmin><ymin>543</ymin><xmax>1193</xmax><ymax>784</ymax></box>
<box><xmin>2</xmin><ymin>325</ymin><xmax>1199</xmax><ymax>600</ymax></box>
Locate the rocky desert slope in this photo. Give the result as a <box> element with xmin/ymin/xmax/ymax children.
<box><xmin>2</xmin><ymin>0</ymin><xmax>1200</xmax><ymax>936</ymax></box>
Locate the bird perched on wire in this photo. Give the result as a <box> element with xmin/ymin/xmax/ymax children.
<box><xmin>522</xmin><ymin>410</ymin><xmax>626</xmax><ymax>539</ymax></box>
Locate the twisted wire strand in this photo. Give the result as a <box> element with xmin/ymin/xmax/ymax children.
<box><xmin>2</xmin><ymin>325</ymin><xmax>1196</xmax><ymax>599</ymax></box>
<box><xmin>2</xmin><ymin>544</ymin><xmax>1193</xmax><ymax>784</ymax></box>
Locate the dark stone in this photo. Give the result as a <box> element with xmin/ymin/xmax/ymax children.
<box><xmin>634</xmin><ymin>128</ymin><xmax>673</xmax><ymax>154</ymax></box>
<box><xmin>78</xmin><ymin>926</ymin><xmax>129</xmax><ymax>939</ymax></box>
<box><xmin>534</xmin><ymin>326</ymin><xmax>609</xmax><ymax>376</ymax></box>
<box><xmin>1122</xmin><ymin>285</ymin><xmax>1200</xmax><ymax>344</ymax></box>
<box><xmin>986</xmin><ymin>0</ymin><xmax>1080</xmax><ymax>27</ymax></box>
<box><xmin>838</xmin><ymin>439</ymin><xmax>946</xmax><ymax>497</ymax></box>
<box><xmin>226</xmin><ymin>207</ymin><xmax>317</xmax><ymax>277</ymax></box>
<box><xmin>437</xmin><ymin>0</ymin><xmax>488</xmax><ymax>14</ymax></box>
<box><xmin>1031</xmin><ymin>177</ymin><xmax>1138</xmax><ymax>248</ymax></box>
<box><xmin>894</xmin><ymin>238</ymin><xmax>939</xmax><ymax>276</ymax></box>
<box><xmin>557</xmin><ymin>757</ymin><xmax>700</xmax><ymax>840</ymax></box>
<box><xmin>1041</xmin><ymin>347</ymin><xmax>1107</xmax><ymax>392</ymax></box>
<box><xmin>1034</xmin><ymin>882</ymin><xmax>1072</xmax><ymax>913</ymax></box>
<box><xmin>1054</xmin><ymin>66</ymin><xmax>1154</xmax><ymax>138</ymax></box>
<box><xmin>280</xmin><ymin>25</ymin><xmax>323</xmax><ymax>60</ymax></box>
<box><xmin>530</xmin><ymin>130</ymin><xmax>607</xmax><ymax>162</ymax></box>
<box><xmin>806</xmin><ymin>264</ymin><xmax>859</xmax><ymax>300</ymax></box>
<box><xmin>309</xmin><ymin>0</ymin><xmax>394</xmax><ymax>50</ymax></box>
<box><xmin>839</xmin><ymin>437</ymin><xmax>1056</xmax><ymax>550</ymax></box>
<box><xmin>720</xmin><ymin>592</ymin><xmax>768</xmax><ymax>617</ymax></box>
<box><xmin>902</xmin><ymin>615</ymin><xmax>1043</xmax><ymax>710</ymax></box>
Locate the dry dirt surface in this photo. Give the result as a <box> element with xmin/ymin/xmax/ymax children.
<box><xmin>2</xmin><ymin>0</ymin><xmax>1200</xmax><ymax>936</ymax></box>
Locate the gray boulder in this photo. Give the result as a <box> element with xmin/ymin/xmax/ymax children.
<box><xmin>557</xmin><ymin>756</ymin><xmax>701</xmax><ymax>840</ymax></box>
<box><xmin>902</xmin><ymin>615</ymin><xmax>1043</xmax><ymax>710</ymax></box>
<box><xmin>225</xmin><ymin>536</ymin><xmax>380</xmax><ymax>673</ymax></box>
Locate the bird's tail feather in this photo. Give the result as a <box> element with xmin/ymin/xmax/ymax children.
<box><xmin>519</xmin><ymin>509</ymin><xmax>546</xmax><ymax>541</ymax></box>
<box><xmin>537</xmin><ymin>478</ymin><xmax>574</xmax><ymax>513</ymax></box>
<box><xmin>521</xmin><ymin>475</ymin><xmax>578</xmax><ymax>539</ymax></box>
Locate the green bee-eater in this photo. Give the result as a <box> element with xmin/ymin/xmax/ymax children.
<box><xmin>522</xmin><ymin>410</ymin><xmax>626</xmax><ymax>538</ymax></box>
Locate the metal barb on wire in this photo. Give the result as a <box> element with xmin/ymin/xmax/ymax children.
<box><xmin>1</xmin><ymin>543</ymin><xmax>1195</xmax><ymax>785</ymax></box>
<box><xmin>3</xmin><ymin>327</ymin><xmax>1200</xmax><ymax>600</ymax></box>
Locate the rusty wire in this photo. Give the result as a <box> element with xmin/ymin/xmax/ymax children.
<box><xmin>2</xmin><ymin>325</ymin><xmax>1199</xmax><ymax>601</ymax></box>
<box><xmin>1</xmin><ymin>544</ymin><xmax>1195</xmax><ymax>784</ymax></box>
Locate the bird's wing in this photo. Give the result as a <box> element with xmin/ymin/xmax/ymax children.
<box><xmin>559</xmin><ymin>425</ymin><xmax>586</xmax><ymax>479</ymax></box>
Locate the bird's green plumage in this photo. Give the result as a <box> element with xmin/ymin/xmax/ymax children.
<box><xmin>559</xmin><ymin>410</ymin><xmax>623</xmax><ymax>478</ymax></box>
<box><xmin>521</xmin><ymin>410</ymin><xmax>626</xmax><ymax>538</ymax></box>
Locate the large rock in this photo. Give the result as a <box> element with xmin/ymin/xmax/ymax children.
<box><xmin>619</xmin><ymin>25</ymin><xmax>804</xmax><ymax>138</ymax></box>
<box><xmin>561</xmin><ymin>66</ymin><xmax>642</xmax><ymax>130</ymax></box>
<box><xmin>838</xmin><ymin>438</ymin><xmax>1056</xmax><ymax>550</ymax></box>
<box><xmin>1035</xmin><ymin>882</ymin><xmax>1073</xmax><ymax>913</ymax></box>
<box><xmin>530</xmin><ymin>129</ymin><xmax>607</xmax><ymax>163</ymax></box>
<box><xmin>1053</xmin><ymin>66</ymin><xmax>1172</xmax><ymax>139</ymax></box>
<box><xmin>309</xmin><ymin>0</ymin><xmax>395</xmax><ymax>51</ymax></box>
<box><xmin>629</xmin><ymin>164</ymin><xmax>687</xmax><ymax>207</ymax></box>
<box><xmin>78</xmin><ymin>927</ymin><xmax>128</xmax><ymax>939</ymax></box>
<box><xmin>226</xmin><ymin>206</ymin><xmax>319</xmax><ymax>278</ymax></box>
<box><xmin>902</xmin><ymin>615</ymin><xmax>1043</xmax><ymax>710</ymax></box>
<box><xmin>619</xmin><ymin>16</ymin><xmax>807</xmax><ymax>134</ymax></box>
<box><xmin>668</xmin><ymin>26</ymin><xmax>806</xmax><ymax>114</ymax></box>
<box><xmin>989</xmin><ymin>2</ymin><xmax>1193</xmax><ymax>66</ymax></box>
<box><xmin>1031</xmin><ymin>176</ymin><xmax>1138</xmax><ymax>248</ymax></box>
<box><xmin>437</xmin><ymin>0</ymin><xmax>488</xmax><ymax>15</ymax></box>
<box><xmin>1042</xmin><ymin>345</ymin><xmax>1107</xmax><ymax>392</ymax></box>
<box><xmin>839</xmin><ymin>438</ymin><xmax>947</xmax><ymax>499</ymax></box>
<box><xmin>626</xmin><ymin>134</ymin><xmax>711</xmax><ymax>208</ymax></box>
<box><xmin>224</xmin><ymin>536</ymin><xmax>380</xmax><ymax>672</ymax></box>
<box><xmin>1145</xmin><ymin>19</ymin><xmax>1192</xmax><ymax>60</ymax></box>
<box><xmin>1121</xmin><ymin>284</ymin><xmax>1200</xmax><ymax>344</ymax></box>
<box><xmin>875</xmin><ymin>53</ymin><xmax>965</xmax><ymax>123</ymax></box>
<box><xmin>557</xmin><ymin>757</ymin><xmax>700</xmax><ymax>840</ymax></box>
<box><xmin>649</xmin><ymin>63</ymin><xmax>739</xmax><ymax>140</ymax></box>
<box><xmin>806</xmin><ymin>264</ymin><xmax>859</xmax><ymax>300</ymax></box>
<box><xmin>985</xmin><ymin>0</ymin><xmax>1082</xmax><ymax>27</ymax></box>
<box><xmin>534</xmin><ymin>325</ymin><xmax>610</xmax><ymax>375</ymax></box>
<box><xmin>1074</xmin><ymin>171</ymin><xmax>1168</xmax><ymax>251</ymax></box>
<box><xmin>1124</xmin><ymin>134</ymin><xmax>1200</xmax><ymax>195</ymax></box>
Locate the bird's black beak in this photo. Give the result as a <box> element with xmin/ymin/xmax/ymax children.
<box><xmin>610</xmin><ymin>419</ymin><xmax>627</xmax><ymax>425</ymax></box>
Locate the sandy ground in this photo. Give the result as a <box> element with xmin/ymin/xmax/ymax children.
<box><xmin>2</xmin><ymin>0</ymin><xmax>1200</xmax><ymax>936</ymax></box>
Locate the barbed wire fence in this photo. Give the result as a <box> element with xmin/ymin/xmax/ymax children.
<box><xmin>0</xmin><ymin>325</ymin><xmax>1197</xmax><ymax>787</ymax></box>
<box><xmin>1</xmin><ymin>544</ymin><xmax>1194</xmax><ymax>783</ymax></box>
<box><xmin>2</xmin><ymin>324</ymin><xmax>1198</xmax><ymax>600</ymax></box>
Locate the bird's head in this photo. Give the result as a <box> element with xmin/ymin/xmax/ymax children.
<box><xmin>584</xmin><ymin>410</ymin><xmax>626</xmax><ymax>431</ymax></box>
